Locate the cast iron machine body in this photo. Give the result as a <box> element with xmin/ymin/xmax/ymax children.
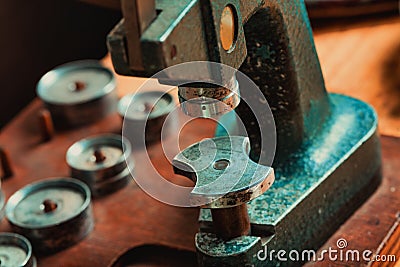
<box><xmin>107</xmin><ymin>0</ymin><xmax>382</xmax><ymax>266</ymax></box>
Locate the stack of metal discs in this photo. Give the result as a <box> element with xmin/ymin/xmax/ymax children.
<box><xmin>66</xmin><ymin>134</ymin><xmax>134</xmax><ymax>197</ymax></box>
<box><xmin>5</xmin><ymin>178</ymin><xmax>93</xmax><ymax>254</ymax></box>
<box><xmin>36</xmin><ymin>60</ymin><xmax>118</xmax><ymax>128</ymax></box>
<box><xmin>118</xmin><ymin>91</ymin><xmax>175</xmax><ymax>146</ymax></box>
<box><xmin>0</xmin><ymin>232</ymin><xmax>36</xmax><ymax>267</ymax></box>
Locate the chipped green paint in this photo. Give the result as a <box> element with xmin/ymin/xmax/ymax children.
<box><xmin>255</xmin><ymin>45</ymin><xmax>274</xmax><ymax>59</ymax></box>
<box><xmin>196</xmin><ymin>233</ymin><xmax>260</xmax><ymax>257</ymax></box>
<box><xmin>202</xmin><ymin>94</ymin><xmax>381</xmax><ymax>266</ymax></box>
<box><xmin>173</xmin><ymin>136</ymin><xmax>274</xmax><ymax>208</ymax></box>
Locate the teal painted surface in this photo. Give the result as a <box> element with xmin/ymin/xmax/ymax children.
<box><xmin>207</xmin><ymin>93</ymin><xmax>377</xmax><ymax>225</ymax></box>
<box><xmin>196</xmin><ymin>233</ymin><xmax>260</xmax><ymax>256</ymax></box>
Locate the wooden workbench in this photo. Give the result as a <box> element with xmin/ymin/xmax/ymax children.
<box><xmin>0</xmin><ymin>15</ymin><xmax>399</xmax><ymax>267</ymax></box>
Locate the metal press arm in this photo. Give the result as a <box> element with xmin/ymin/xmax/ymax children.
<box><xmin>108</xmin><ymin>0</ymin><xmax>330</xmax><ymax>160</ymax></box>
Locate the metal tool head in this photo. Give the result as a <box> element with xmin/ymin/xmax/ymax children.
<box><xmin>173</xmin><ymin>136</ymin><xmax>274</xmax><ymax>208</ymax></box>
<box><xmin>108</xmin><ymin>0</ymin><xmax>264</xmax><ymax>77</ymax></box>
<box><xmin>107</xmin><ymin>0</ymin><xmax>265</xmax><ymax>117</ymax></box>
<box><xmin>178</xmin><ymin>80</ymin><xmax>240</xmax><ymax>118</ymax></box>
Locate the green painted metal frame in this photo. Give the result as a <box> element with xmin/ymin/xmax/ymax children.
<box><xmin>199</xmin><ymin>94</ymin><xmax>381</xmax><ymax>266</ymax></box>
<box><xmin>107</xmin><ymin>0</ymin><xmax>382</xmax><ymax>266</ymax></box>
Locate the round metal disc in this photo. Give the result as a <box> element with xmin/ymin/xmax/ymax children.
<box><xmin>37</xmin><ymin>60</ymin><xmax>116</xmax><ymax>105</ymax></box>
<box><xmin>5</xmin><ymin>178</ymin><xmax>91</xmax><ymax>229</ymax></box>
<box><xmin>118</xmin><ymin>91</ymin><xmax>175</xmax><ymax>121</ymax></box>
<box><xmin>66</xmin><ymin>134</ymin><xmax>131</xmax><ymax>172</ymax></box>
<box><xmin>0</xmin><ymin>233</ymin><xmax>36</xmax><ymax>267</ymax></box>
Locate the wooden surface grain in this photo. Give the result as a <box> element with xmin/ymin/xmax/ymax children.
<box><xmin>313</xmin><ymin>17</ymin><xmax>400</xmax><ymax>137</ymax></box>
<box><xmin>0</xmin><ymin>15</ymin><xmax>399</xmax><ymax>267</ymax></box>
<box><xmin>0</xmin><ymin>99</ymin><xmax>210</xmax><ymax>266</ymax></box>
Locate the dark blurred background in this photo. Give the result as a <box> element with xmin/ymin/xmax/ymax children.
<box><xmin>0</xmin><ymin>0</ymin><xmax>121</xmax><ymax>129</ymax></box>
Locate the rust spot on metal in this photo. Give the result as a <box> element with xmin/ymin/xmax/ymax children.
<box><xmin>144</xmin><ymin>102</ymin><xmax>155</xmax><ymax>113</ymax></box>
<box><xmin>170</xmin><ymin>45</ymin><xmax>177</xmax><ymax>60</ymax></box>
<box><xmin>94</xmin><ymin>149</ymin><xmax>107</xmax><ymax>163</ymax></box>
<box><xmin>72</xmin><ymin>81</ymin><xmax>86</xmax><ymax>92</ymax></box>
<box><xmin>211</xmin><ymin>204</ymin><xmax>251</xmax><ymax>240</ymax></box>
<box><xmin>42</xmin><ymin>199</ymin><xmax>58</xmax><ymax>213</ymax></box>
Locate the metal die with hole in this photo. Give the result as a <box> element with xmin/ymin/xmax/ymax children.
<box><xmin>0</xmin><ymin>232</ymin><xmax>37</xmax><ymax>267</ymax></box>
<box><xmin>36</xmin><ymin>60</ymin><xmax>118</xmax><ymax>129</ymax></box>
<box><xmin>5</xmin><ymin>178</ymin><xmax>93</xmax><ymax>254</ymax></box>
<box><xmin>66</xmin><ymin>134</ymin><xmax>134</xmax><ymax>197</ymax></box>
<box><xmin>118</xmin><ymin>91</ymin><xmax>175</xmax><ymax>145</ymax></box>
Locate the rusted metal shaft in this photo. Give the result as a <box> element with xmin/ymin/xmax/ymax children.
<box><xmin>211</xmin><ymin>204</ymin><xmax>251</xmax><ymax>240</ymax></box>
